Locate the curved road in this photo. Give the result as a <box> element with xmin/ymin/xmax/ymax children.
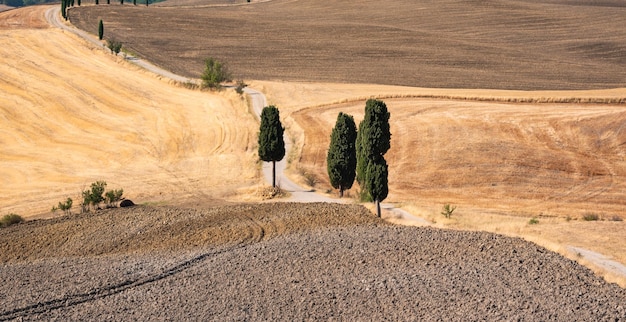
<box><xmin>47</xmin><ymin>5</ymin><xmax>433</xmax><ymax>221</ymax></box>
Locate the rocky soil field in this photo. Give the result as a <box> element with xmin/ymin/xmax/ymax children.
<box><xmin>1</xmin><ymin>203</ymin><xmax>625</xmax><ymax>320</ymax></box>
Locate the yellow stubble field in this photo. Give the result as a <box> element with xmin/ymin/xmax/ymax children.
<box><xmin>0</xmin><ymin>6</ymin><xmax>260</xmax><ymax>218</ymax></box>
<box><xmin>253</xmin><ymin>80</ymin><xmax>626</xmax><ymax>286</ymax></box>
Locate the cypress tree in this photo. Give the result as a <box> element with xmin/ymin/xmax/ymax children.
<box><xmin>327</xmin><ymin>112</ymin><xmax>357</xmax><ymax>198</ymax></box>
<box><xmin>133</xmin><ymin>0</ymin><xmax>136</xmax><ymax>5</ymax></box>
<box><xmin>258</xmin><ymin>106</ymin><xmax>285</xmax><ymax>188</ymax></box>
<box><xmin>366</xmin><ymin>157</ymin><xmax>388</xmax><ymax>217</ymax></box>
<box><xmin>356</xmin><ymin>99</ymin><xmax>391</xmax><ymax>216</ymax></box>
<box><xmin>77</xmin><ymin>0</ymin><xmax>81</xmax><ymax>6</ymax></box>
<box><xmin>98</xmin><ymin>19</ymin><xmax>104</xmax><ymax>40</ymax></box>
<box><xmin>95</xmin><ymin>0</ymin><xmax>98</xmax><ymax>4</ymax></box>
<box><xmin>61</xmin><ymin>0</ymin><xmax>67</xmax><ymax>20</ymax></box>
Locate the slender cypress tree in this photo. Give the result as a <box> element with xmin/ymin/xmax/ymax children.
<box><xmin>258</xmin><ymin>106</ymin><xmax>285</xmax><ymax>188</ymax></box>
<box><xmin>95</xmin><ymin>0</ymin><xmax>98</xmax><ymax>5</ymax></box>
<box><xmin>327</xmin><ymin>112</ymin><xmax>357</xmax><ymax>198</ymax></box>
<box><xmin>356</xmin><ymin>99</ymin><xmax>391</xmax><ymax>216</ymax></box>
<box><xmin>98</xmin><ymin>20</ymin><xmax>104</xmax><ymax>40</ymax></box>
<box><xmin>77</xmin><ymin>0</ymin><xmax>81</xmax><ymax>6</ymax></box>
<box><xmin>61</xmin><ymin>0</ymin><xmax>67</xmax><ymax>20</ymax></box>
<box><xmin>367</xmin><ymin>157</ymin><xmax>388</xmax><ymax>217</ymax></box>
<box><xmin>133</xmin><ymin>0</ymin><xmax>136</xmax><ymax>5</ymax></box>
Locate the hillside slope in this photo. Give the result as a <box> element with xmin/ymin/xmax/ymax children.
<box><xmin>0</xmin><ymin>6</ymin><xmax>259</xmax><ymax>217</ymax></box>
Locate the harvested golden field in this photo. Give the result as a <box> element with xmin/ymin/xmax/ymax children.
<box><xmin>0</xmin><ymin>6</ymin><xmax>259</xmax><ymax>218</ymax></box>
<box><xmin>69</xmin><ymin>0</ymin><xmax>626</xmax><ymax>90</ymax></box>
<box><xmin>255</xmin><ymin>80</ymin><xmax>626</xmax><ymax>286</ymax></box>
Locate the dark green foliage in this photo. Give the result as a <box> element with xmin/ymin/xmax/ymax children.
<box><xmin>82</xmin><ymin>181</ymin><xmax>107</xmax><ymax>212</ymax></box>
<box><xmin>355</xmin><ymin>123</ymin><xmax>366</xmax><ymax>187</ymax></box>
<box><xmin>235</xmin><ymin>80</ymin><xmax>247</xmax><ymax>95</ymax></box>
<box><xmin>258</xmin><ymin>106</ymin><xmax>285</xmax><ymax>187</ymax></box>
<box><xmin>107</xmin><ymin>39</ymin><xmax>123</xmax><ymax>54</ymax></box>
<box><xmin>356</xmin><ymin>99</ymin><xmax>391</xmax><ymax>203</ymax></box>
<box><xmin>56</xmin><ymin>198</ymin><xmax>73</xmax><ymax>215</ymax></box>
<box><xmin>133</xmin><ymin>0</ymin><xmax>136</xmax><ymax>4</ymax></box>
<box><xmin>98</xmin><ymin>19</ymin><xmax>103</xmax><ymax>40</ymax></box>
<box><xmin>61</xmin><ymin>0</ymin><xmax>67</xmax><ymax>20</ymax></box>
<box><xmin>583</xmin><ymin>213</ymin><xmax>599</xmax><ymax>221</ymax></box>
<box><xmin>120</xmin><ymin>0</ymin><xmax>123</xmax><ymax>4</ymax></box>
<box><xmin>327</xmin><ymin>112</ymin><xmax>357</xmax><ymax>198</ymax></box>
<box><xmin>105</xmin><ymin>189</ymin><xmax>124</xmax><ymax>208</ymax></box>
<box><xmin>106</xmin><ymin>0</ymin><xmax>109</xmax><ymax>4</ymax></box>
<box><xmin>77</xmin><ymin>0</ymin><xmax>81</xmax><ymax>6</ymax></box>
<box><xmin>201</xmin><ymin>57</ymin><xmax>232</xmax><ymax>90</ymax></box>
<box><xmin>0</xmin><ymin>214</ymin><xmax>23</xmax><ymax>228</ymax></box>
<box><xmin>95</xmin><ymin>0</ymin><xmax>98</xmax><ymax>4</ymax></box>
<box><xmin>366</xmin><ymin>157</ymin><xmax>388</xmax><ymax>217</ymax></box>
<box><xmin>361</xmin><ymin>99</ymin><xmax>391</xmax><ymax>158</ymax></box>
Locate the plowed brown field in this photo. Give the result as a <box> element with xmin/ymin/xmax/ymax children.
<box><xmin>68</xmin><ymin>0</ymin><xmax>626</xmax><ymax>90</ymax></box>
<box><xmin>2</xmin><ymin>203</ymin><xmax>625</xmax><ymax>320</ymax></box>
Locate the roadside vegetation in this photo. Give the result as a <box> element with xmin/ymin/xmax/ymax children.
<box><xmin>0</xmin><ymin>213</ymin><xmax>23</xmax><ymax>228</ymax></box>
<box><xmin>201</xmin><ymin>57</ymin><xmax>231</xmax><ymax>90</ymax></box>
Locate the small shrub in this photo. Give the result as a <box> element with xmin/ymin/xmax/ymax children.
<box><xmin>201</xmin><ymin>57</ymin><xmax>232</xmax><ymax>90</ymax></box>
<box><xmin>441</xmin><ymin>204</ymin><xmax>456</xmax><ymax>219</ymax></box>
<box><xmin>235</xmin><ymin>79</ymin><xmax>247</xmax><ymax>95</ymax></box>
<box><xmin>105</xmin><ymin>189</ymin><xmax>124</xmax><ymax>208</ymax></box>
<box><xmin>582</xmin><ymin>213</ymin><xmax>599</xmax><ymax>221</ymax></box>
<box><xmin>107</xmin><ymin>39</ymin><xmax>123</xmax><ymax>54</ymax></box>
<box><xmin>528</xmin><ymin>218</ymin><xmax>539</xmax><ymax>225</ymax></box>
<box><xmin>609</xmin><ymin>215</ymin><xmax>623</xmax><ymax>222</ymax></box>
<box><xmin>0</xmin><ymin>213</ymin><xmax>24</xmax><ymax>228</ymax></box>
<box><xmin>56</xmin><ymin>197</ymin><xmax>73</xmax><ymax>215</ymax></box>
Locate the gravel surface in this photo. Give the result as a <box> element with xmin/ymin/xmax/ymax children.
<box><xmin>1</xmin><ymin>203</ymin><xmax>625</xmax><ymax>321</ymax></box>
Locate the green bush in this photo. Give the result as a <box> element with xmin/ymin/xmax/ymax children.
<box><xmin>0</xmin><ymin>213</ymin><xmax>24</xmax><ymax>228</ymax></box>
<box><xmin>235</xmin><ymin>79</ymin><xmax>247</xmax><ymax>95</ymax></box>
<box><xmin>582</xmin><ymin>213</ymin><xmax>599</xmax><ymax>221</ymax></box>
<box><xmin>441</xmin><ymin>204</ymin><xmax>456</xmax><ymax>219</ymax></box>
<box><xmin>105</xmin><ymin>189</ymin><xmax>124</xmax><ymax>208</ymax></box>
<box><xmin>107</xmin><ymin>39</ymin><xmax>123</xmax><ymax>54</ymax></box>
<box><xmin>201</xmin><ymin>57</ymin><xmax>232</xmax><ymax>90</ymax></box>
<box><xmin>52</xmin><ymin>197</ymin><xmax>73</xmax><ymax>215</ymax></box>
<box><xmin>528</xmin><ymin>218</ymin><xmax>539</xmax><ymax>225</ymax></box>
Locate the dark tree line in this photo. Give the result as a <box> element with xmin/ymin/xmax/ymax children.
<box><xmin>327</xmin><ymin>99</ymin><xmax>390</xmax><ymax>217</ymax></box>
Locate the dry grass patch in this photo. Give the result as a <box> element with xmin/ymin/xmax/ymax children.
<box><xmin>0</xmin><ymin>7</ymin><xmax>259</xmax><ymax>218</ymax></box>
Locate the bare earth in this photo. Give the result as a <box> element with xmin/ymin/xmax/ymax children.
<box><xmin>68</xmin><ymin>0</ymin><xmax>626</xmax><ymax>90</ymax></box>
<box><xmin>1</xmin><ymin>203</ymin><xmax>625</xmax><ymax>320</ymax></box>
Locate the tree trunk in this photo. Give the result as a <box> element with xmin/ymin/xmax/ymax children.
<box><xmin>272</xmin><ymin>160</ymin><xmax>276</xmax><ymax>188</ymax></box>
<box><xmin>339</xmin><ymin>186</ymin><xmax>344</xmax><ymax>198</ymax></box>
<box><xmin>376</xmin><ymin>199</ymin><xmax>381</xmax><ymax>218</ymax></box>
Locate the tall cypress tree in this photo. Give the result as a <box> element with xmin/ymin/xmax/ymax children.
<box><xmin>327</xmin><ymin>112</ymin><xmax>357</xmax><ymax>198</ymax></box>
<box><xmin>98</xmin><ymin>19</ymin><xmax>103</xmax><ymax>40</ymax></box>
<box><xmin>258</xmin><ymin>106</ymin><xmax>285</xmax><ymax>188</ymax></box>
<box><xmin>367</xmin><ymin>157</ymin><xmax>388</xmax><ymax>217</ymax></box>
<box><xmin>356</xmin><ymin>99</ymin><xmax>391</xmax><ymax>216</ymax></box>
